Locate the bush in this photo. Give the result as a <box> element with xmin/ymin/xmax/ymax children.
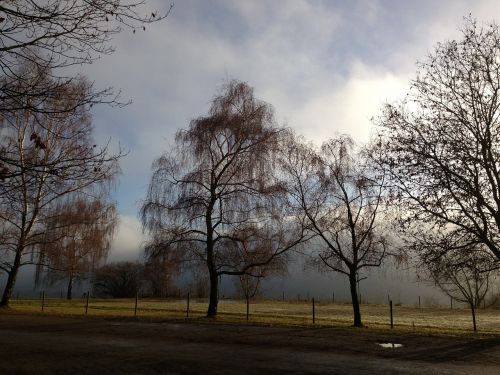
<box><xmin>92</xmin><ymin>262</ymin><xmax>144</xmax><ymax>298</ymax></box>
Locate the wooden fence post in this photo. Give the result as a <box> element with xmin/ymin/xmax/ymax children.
<box><xmin>312</xmin><ymin>297</ymin><xmax>315</xmax><ymax>324</ymax></box>
<box><xmin>186</xmin><ymin>292</ymin><xmax>190</xmax><ymax>318</ymax></box>
<box><xmin>41</xmin><ymin>291</ymin><xmax>45</xmax><ymax>312</ymax></box>
<box><xmin>134</xmin><ymin>291</ymin><xmax>138</xmax><ymax>317</ymax></box>
<box><xmin>246</xmin><ymin>295</ymin><xmax>250</xmax><ymax>321</ymax></box>
<box><xmin>418</xmin><ymin>296</ymin><xmax>421</xmax><ymax>309</ymax></box>
<box><xmin>390</xmin><ymin>300</ymin><xmax>393</xmax><ymax>329</ymax></box>
<box><xmin>85</xmin><ymin>291</ymin><xmax>90</xmax><ymax>315</ymax></box>
<box><xmin>332</xmin><ymin>292</ymin><xmax>335</xmax><ymax>304</ymax></box>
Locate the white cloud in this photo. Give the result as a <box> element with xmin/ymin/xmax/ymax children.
<box><xmin>281</xmin><ymin>62</ymin><xmax>411</xmax><ymax>145</ymax></box>
<box><xmin>108</xmin><ymin>215</ymin><xmax>144</xmax><ymax>262</ymax></box>
<box><xmin>79</xmin><ymin>0</ymin><xmax>500</xmax><ymax>217</ymax></box>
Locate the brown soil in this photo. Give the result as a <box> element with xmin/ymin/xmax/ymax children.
<box><xmin>0</xmin><ymin>312</ymin><xmax>499</xmax><ymax>374</ymax></box>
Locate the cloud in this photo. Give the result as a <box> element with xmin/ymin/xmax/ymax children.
<box><xmin>107</xmin><ymin>215</ymin><xmax>144</xmax><ymax>262</ymax></box>
<box><xmin>285</xmin><ymin>62</ymin><xmax>411</xmax><ymax>145</ymax></box>
<box><xmin>77</xmin><ymin>0</ymin><xmax>500</xmax><ymax>219</ymax></box>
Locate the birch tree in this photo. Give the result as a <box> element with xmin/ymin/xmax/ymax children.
<box><xmin>141</xmin><ymin>81</ymin><xmax>307</xmax><ymax>317</ymax></box>
<box><xmin>0</xmin><ymin>64</ymin><xmax>121</xmax><ymax>307</ymax></box>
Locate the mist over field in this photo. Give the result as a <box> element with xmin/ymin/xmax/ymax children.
<box><xmin>1</xmin><ymin>251</ymin><xmax>446</xmax><ymax>308</ymax></box>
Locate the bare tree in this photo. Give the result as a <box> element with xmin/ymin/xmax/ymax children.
<box><xmin>0</xmin><ymin>1</ymin><xmax>172</xmax><ymax>113</ymax></box>
<box><xmin>281</xmin><ymin>134</ymin><xmax>390</xmax><ymax>327</ymax></box>
<box><xmin>189</xmin><ymin>264</ymin><xmax>210</xmax><ymax>299</ymax></box>
<box><xmin>236</xmin><ymin>274</ymin><xmax>262</xmax><ymax>300</ymax></box>
<box><xmin>418</xmin><ymin>234</ymin><xmax>498</xmax><ymax>332</ymax></box>
<box><xmin>93</xmin><ymin>261</ymin><xmax>144</xmax><ymax>298</ymax></box>
<box><xmin>233</xmin><ymin>240</ymin><xmax>288</xmax><ymax>300</ymax></box>
<box><xmin>0</xmin><ymin>1</ymin><xmax>171</xmax><ymax>180</ymax></box>
<box><xmin>143</xmin><ymin>245</ymin><xmax>181</xmax><ymax>298</ymax></box>
<box><xmin>35</xmin><ymin>195</ymin><xmax>118</xmax><ymax>300</ymax></box>
<box><xmin>141</xmin><ymin>80</ymin><xmax>307</xmax><ymax>317</ymax></box>
<box><xmin>0</xmin><ymin>64</ymin><xmax>121</xmax><ymax>308</ymax></box>
<box><xmin>373</xmin><ymin>18</ymin><xmax>500</xmax><ymax>263</ymax></box>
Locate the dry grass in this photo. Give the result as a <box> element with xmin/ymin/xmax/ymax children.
<box><xmin>7</xmin><ymin>298</ymin><xmax>499</xmax><ymax>336</ymax></box>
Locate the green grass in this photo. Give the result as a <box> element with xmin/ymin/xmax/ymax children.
<box><xmin>5</xmin><ymin>298</ymin><xmax>500</xmax><ymax>337</ymax></box>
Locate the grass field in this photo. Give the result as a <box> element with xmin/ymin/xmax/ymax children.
<box><xmin>2</xmin><ymin>299</ymin><xmax>500</xmax><ymax>334</ymax></box>
<box><xmin>7</xmin><ymin>297</ymin><xmax>500</xmax><ymax>336</ymax></box>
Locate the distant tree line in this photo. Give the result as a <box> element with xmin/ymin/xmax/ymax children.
<box><xmin>92</xmin><ymin>258</ymin><xmax>180</xmax><ymax>299</ymax></box>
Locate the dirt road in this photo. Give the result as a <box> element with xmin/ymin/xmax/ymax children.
<box><xmin>0</xmin><ymin>314</ymin><xmax>499</xmax><ymax>374</ymax></box>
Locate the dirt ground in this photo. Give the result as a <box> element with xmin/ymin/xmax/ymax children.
<box><xmin>0</xmin><ymin>313</ymin><xmax>499</xmax><ymax>374</ymax></box>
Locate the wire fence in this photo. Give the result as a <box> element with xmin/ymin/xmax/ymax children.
<box><xmin>9</xmin><ymin>293</ymin><xmax>500</xmax><ymax>334</ymax></box>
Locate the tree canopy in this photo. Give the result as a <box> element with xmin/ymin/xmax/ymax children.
<box><xmin>374</xmin><ymin>18</ymin><xmax>500</xmax><ymax>262</ymax></box>
<box><xmin>141</xmin><ymin>80</ymin><xmax>307</xmax><ymax>317</ymax></box>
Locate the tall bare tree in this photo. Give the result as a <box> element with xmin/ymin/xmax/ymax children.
<box><xmin>0</xmin><ymin>1</ymin><xmax>171</xmax><ymax>180</ymax></box>
<box><xmin>281</xmin><ymin>134</ymin><xmax>390</xmax><ymax>327</ymax></box>
<box><xmin>0</xmin><ymin>64</ymin><xmax>121</xmax><ymax>307</ymax></box>
<box><xmin>0</xmin><ymin>1</ymin><xmax>172</xmax><ymax>113</ymax></box>
<box><xmin>141</xmin><ymin>81</ymin><xmax>307</xmax><ymax>317</ymax></box>
<box><xmin>417</xmin><ymin>232</ymin><xmax>498</xmax><ymax>332</ymax></box>
<box><xmin>35</xmin><ymin>195</ymin><xmax>118</xmax><ymax>300</ymax></box>
<box><xmin>373</xmin><ymin>18</ymin><xmax>500</xmax><ymax>263</ymax></box>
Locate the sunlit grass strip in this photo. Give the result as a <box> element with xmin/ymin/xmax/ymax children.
<box><xmin>6</xmin><ymin>298</ymin><xmax>500</xmax><ymax>336</ymax></box>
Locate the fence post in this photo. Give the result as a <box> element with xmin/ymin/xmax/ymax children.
<box><xmin>85</xmin><ymin>291</ymin><xmax>90</xmax><ymax>315</ymax></box>
<box><xmin>450</xmin><ymin>296</ymin><xmax>453</xmax><ymax>310</ymax></box>
<box><xmin>418</xmin><ymin>296</ymin><xmax>421</xmax><ymax>309</ymax></box>
<box><xmin>390</xmin><ymin>300</ymin><xmax>393</xmax><ymax>329</ymax></box>
<box><xmin>332</xmin><ymin>291</ymin><xmax>335</xmax><ymax>304</ymax></box>
<box><xmin>134</xmin><ymin>291</ymin><xmax>138</xmax><ymax>317</ymax></box>
<box><xmin>282</xmin><ymin>291</ymin><xmax>285</xmax><ymax>302</ymax></box>
<box><xmin>312</xmin><ymin>297</ymin><xmax>315</xmax><ymax>324</ymax></box>
<box><xmin>186</xmin><ymin>292</ymin><xmax>190</xmax><ymax>318</ymax></box>
<box><xmin>41</xmin><ymin>291</ymin><xmax>45</xmax><ymax>312</ymax></box>
<box><xmin>246</xmin><ymin>295</ymin><xmax>250</xmax><ymax>321</ymax></box>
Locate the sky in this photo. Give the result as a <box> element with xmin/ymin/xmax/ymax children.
<box><xmin>16</xmin><ymin>0</ymin><xmax>498</xmax><ymax>301</ymax></box>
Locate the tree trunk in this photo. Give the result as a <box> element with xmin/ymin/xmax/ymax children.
<box><xmin>470</xmin><ymin>302</ymin><xmax>477</xmax><ymax>332</ymax></box>
<box><xmin>205</xmin><ymin>221</ymin><xmax>218</xmax><ymax>317</ymax></box>
<box><xmin>0</xmin><ymin>248</ymin><xmax>23</xmax><ymax>308</ymax></box>
<box><xmin>66</xmin><ymin>275</ymin><xmax>74</xmax><ymax>300</ymax></box>
<box><xmin>205</xmin><ymin>199</ymin><xmax>218</xmax><ymax>318</ymax></box>
<box><xmin>349</xmin><ymin>271</ymin><xmax>362</xmax><ymax>327</ymax></box>
<box><xmin>206</xmin><ymin>265</ymin><xmax>218</xmax><ymax>317</ymax></box>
